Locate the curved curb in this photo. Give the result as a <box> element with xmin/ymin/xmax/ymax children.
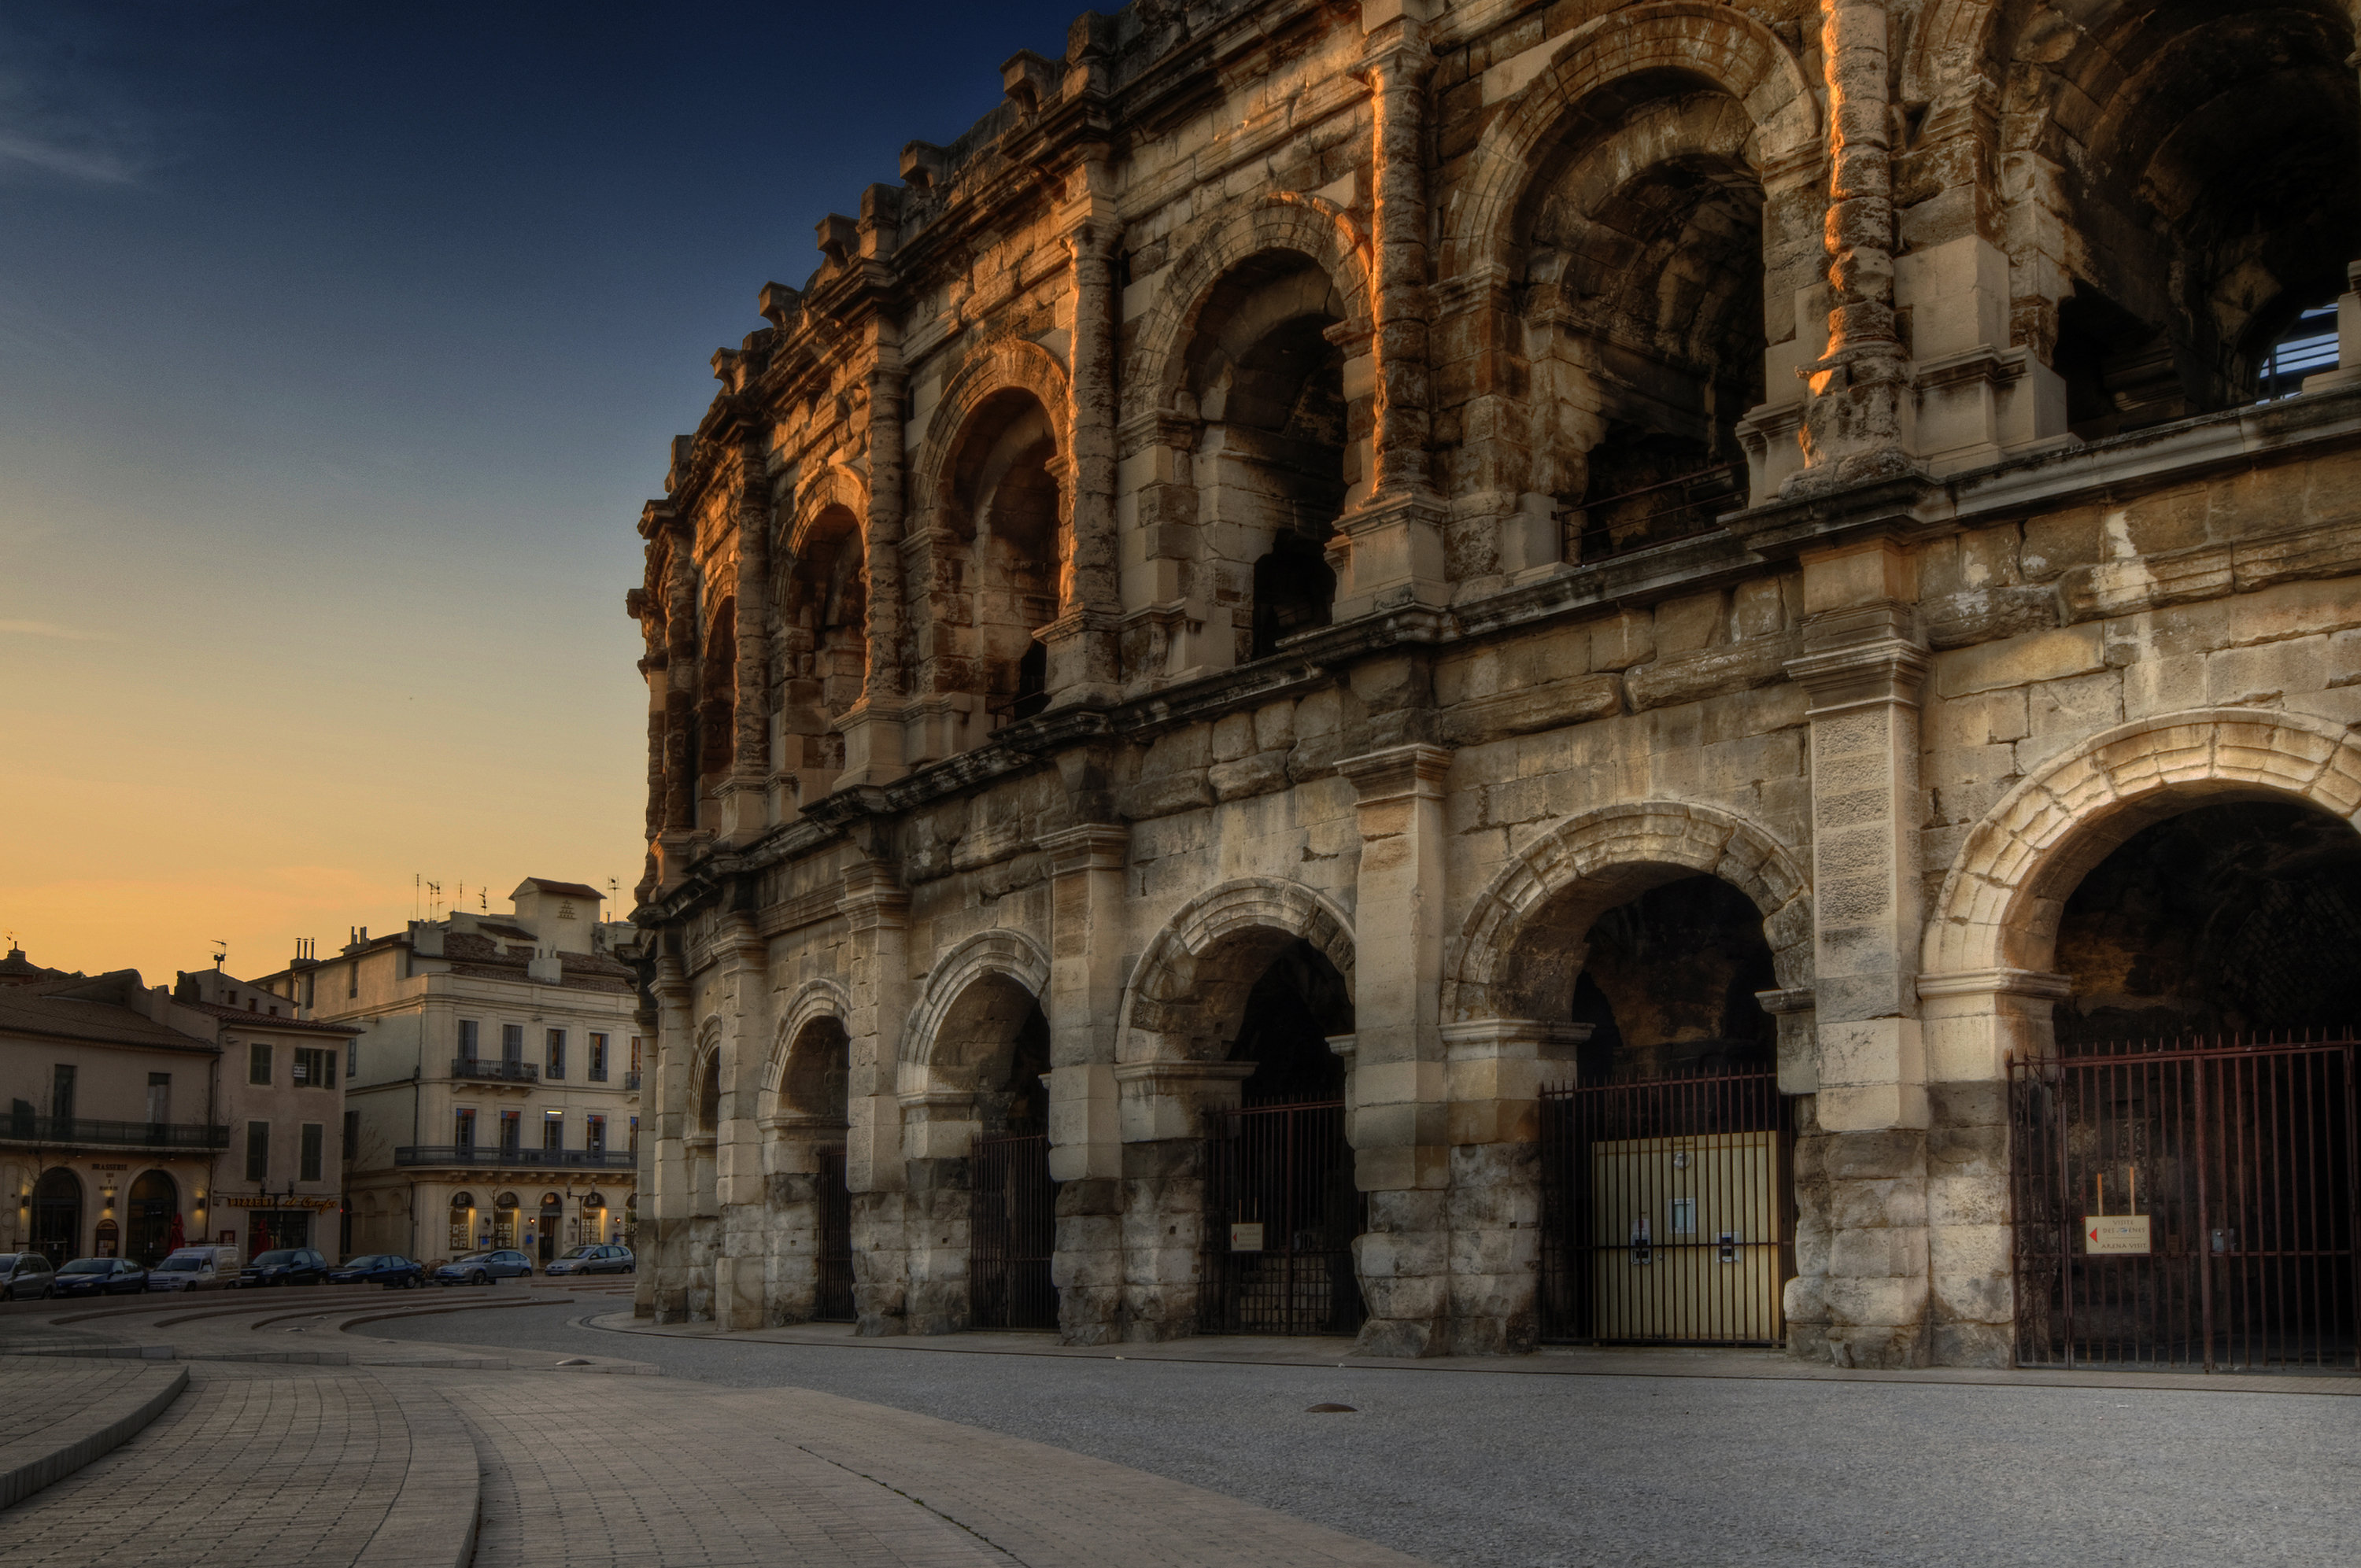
<box><xmin>354</xmin><ymin>1378</ymin><xmax>480</xmax><ymax>1568</ymax></box>
<box><xmin>0</xmin><ymin>1362</ymin><xmax>188</xmax><ymax>1510</ymax></box>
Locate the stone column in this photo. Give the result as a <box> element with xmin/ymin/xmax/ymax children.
<box><xmin>899</xmin><ymin>1089</ymin><xmax>977</xmax><ymax>1334</ymax></box>
<box><xmin>1040</xmin><ymin>823</ymin><xmax>1127</xmax><ymax>1342</ymax></box>
<box><xmin>1332</xmin><ymin>6</ymin><xmax>1447</xmax><ymax>620</ymax></box>
<box><xmin>1336</xmin><ymin>743</ymin><xmax>1451</xmax><ymax>1356</ymax></box>
<box><xmin>1116</xmin><ymin>1061</ymin><xmax>1254</xmax><ymax>1340</ymax></box>
<box><xmin>837</xmin><ymin>335</ymin><xmax>910</xmax><ymax>787</ymax></box>
<box><xmin>1040</xmin><ymin>203</ymin><xmax>1123</xmax><ymax>707</ymax></box>
<box><xmin>648</xmin><ymin>953</ymin><xmax>695</xmax><ymax>1323</ymax></box>
<box><xmin>1917</xmin><ymin>966</ymin><xmax>2070</xmax><ymax>1366</ymax></box>
<box><xmin>712</xmin><ymin>913</ymin><xmax>770</xmax><ymax>1331</ymax></box>
<box><xmin>841</xmin><ymin>860</ymin><xmax>912</xmax><ymax>1334</ymax></box>
<box><xmin>659</xmin><ymin>548</ymin><xmax>700</xmax><ymax>881</ymax></box>
<box><xmin>723</xmin><ymin>459</ymin><xmax>772</xmax><ymax>839</ymax></box>
<box><xmin>1782</xmin><ymin>541</ymin><xmax>1933</xmax><ymax>1367</ymax></box>
<box><xmin>1795</xmin><ymin>0</ymin><xmax>1912</xmax><ymax>491</ymax></box>
<box><xmin>1439</xmin><ymin>1019</ymin><xmax>1588</xmax><ymax>1353</ymax></box>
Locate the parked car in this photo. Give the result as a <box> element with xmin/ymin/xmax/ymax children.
<box><xmin>434</xmin><ymin>1249</ymin><xmax>533</xmax><ymax>1286</ymax></box>
<box><xmin>237</xmin><ymin>1248</ymin><xmax>328</xmax><ymax>1288</ymax></box>
<box><xmin>543</xmin><ymin>1244</ymin><xmax>635</xmax><ymax>1277</ymax></box>
<box><xmin>146</xmin><ymin>1245</ymin><xmax>242</xmax><ymax>1292</ymax></box>
<box><xmin>50</xmin><ymin>1258</ymin><xmax>149</xmax><ymax>1297</ymax></box>
<box><xmin>329</xmin><ymin>1254</ymin><xmax>424</xmax><ymax>1289</ymax></box>
<box><xmin>0</xmin><ymin>1252</ymin><xmax>56</xmax><ymax>1301</ymax></box>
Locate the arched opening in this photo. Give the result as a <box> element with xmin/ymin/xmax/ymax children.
<box><xmin>696</xmin><ymin>1053</ymin><xmax>721</xmax><ymax>1136</ymax></box>
<box><xmin>914</xmin><ymin>972</ymin><xmax>1056</xmax><ymax>1333</ymax></box>
<box><xmin>778</xmin><ymin>505</ymin><xmax>867</xmax><ymax>795</ymax></box>
<box><xmin>939</xmin><ymin>389</ymin><xmax>1062</xmax><ymax>727</ymax></box>
<box><xmin>536</xmin><ymin>1192</ymin><xmax>562</xmax><ymax>1264</ymax></box>
<box><xmin>778</xmin><ymin>1015</ymin><xmax>854</xmax><ymax>1323</ymax></box>
<box><xmin>2026</xmin><ymin>4</ymin><xmax>2361</xmax><ymax>434</ymax></box>
<box><xmin>1513</xmin><ymin>81</ymin><xmax>1768</xmax><ymax>558</ymax></box>
<box><xmin>1181</xmin><ymin>249</ymin><xmax>1350</xmax><ymax>664</ymax></box>
<box><xmin>33</xmin><ymin>1166</ymin><xmax>80</xmax><ymax>1265</ymax></box>
<box><xmin>127</xmin><ymin>1169</ymin><xmax>178</xmax><ymax>1266</ymax></box>
<box><xmin>448</xmin><ymin>1191</ymin><xmax>475</xmax><ymax>1256</ymax></box>
<box><xmin>2012</xmin><ymin>795</ymin><xmax>2361</xmax><ymax>1371</ymax></box>
<box><xmin>1504</xmin><ymin>869</ymin><xmax>1790</xmax><ymax>1346</ymax></box>
<box><xmin>582</xmin><ymin>1191</ymin><xmax>607</xmax><ymax>1245</ymax></box>
<box><xmin>697</xmin><ymin>595</ymin><xmax>737</xmax><ymax>786</ymax></box>
<box><xmin>493</xmin><ymin>1190</ymin><xmax>519</xmax><ymax>1252</ymax></box>
<box><xmin>1201</xmin><ymin>935</ymin><xmax>1365</xmax><ymax>1337</ymax></box>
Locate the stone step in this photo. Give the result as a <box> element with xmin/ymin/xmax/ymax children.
<box><xmin>0</xmin><ymin>1356</ymin><xmax>189</xmax><ymax>1509</ymax></box>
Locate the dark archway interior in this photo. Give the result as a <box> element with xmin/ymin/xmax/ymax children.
<box><xmin>698</xmin><ymin>596</ymin><xmax>736</xmax><ymax>779</ymax></box>
<box><xmin>944</xmin><ymin>389</ymin><xmax>1060</xmax><ymax>714</ymax></box>
<box><xmin>127</xmin><ymin>1169</ymin><xmax>176</xmax><ymax>1266</ymax></box>
<box><xmin>785</xmin><ymin>1017</ymin><xmax>852</xmax><ymax>1124</ymax></box>
<box><xmin>33</xmin><ymin>1165</ymin><xmax>80</xmax><ymax>1264</ymax></box>
<box><xmin>985</xmin><ymin>1000</ymin><xmax>1051</xmax><ymax>1134</ymax></box>
<box><xmin>2053</xmin><ymin>799</ymin><xmax>2361</xmax><ymax>1046</ymax></box>
<box><xmin>778</xmin><ymin>509</ymin><xmax>867</xmax><ymax>771</ymax></box>
<box><xmin>1228</xmin><ymin>938</ymin><xmax>1355</xmax><ymax>1104</ymax></box>
<box><xmin>1570</xmin><ymin>874</ymin><xmax>1776</xmax><ymax>1083</ymax></box>
<box><xmin>2044</xmin><ymin>4</ymin><xmax>2361</xmax><ymax>434</ymax></box>
<box><xmin>696</xmin><ymin>1057</ymin><xmax>720</xmax><ymax>1135</ymax></box>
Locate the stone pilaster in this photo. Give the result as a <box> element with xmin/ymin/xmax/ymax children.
<box><xmin>1794</xmin><ymin>0</ymin><xmax>1912</xmax><ymax>491</ymax></box>
<box><xmin>1439</xmin><ymin>1019</ymin><xmax>1588</xmax><ymax>1353</ymax></box>
<box><xmin>1783</xmin><ymin>546</ymin><xmax>1933</xmax><ymax>1367</ymax></box>
<box><xmin>648</xmin><ymin>953</ymin><xmax>695</xmax><ymax>1323</ymax></box>
<box><xmin>722</xmin><ymin>458</ymin><xmax>772</xmax><ymax>839</ymax></box>
<box><xmin>712</xmin><ymin>913</ymin><xmax>770</xmax><ymax>1331</ymax></box>
<box><xmin>1040</xmin><ymin>823</ymin><xmax>1126</xmax><ymax>1341</ymax></box>
<box><xmin>840</xmin><ymin>860</ymin><xmax>911</xmax><ymax>1334</ymax></box>
<box><xmin>1042</xmin><ymin>202</ymin><xmax>1122</xmax><ymax>707</ymax></box>
<box><xmin>658</xmin><ymin>547</ymin><xmax>700</xmax><ymax>884</ymax></box>
<box><xmin>1332</xmin><ymin>6</ymin><xmax>1447</xmax><ymax>620</ymax></box>
<box><xmin>1336</xmin><ymin>742</ymin><xmax>1451</xmax><ymax>1356</ymax></box>
<box><xmin>838</xmin><ymin>326</ymin><xmax>908</xmax><ymax>788</ymax></box>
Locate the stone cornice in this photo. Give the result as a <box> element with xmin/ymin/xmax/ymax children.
<box><xmin>1337</xmin><ymin>743</ymin><xmax>1453</xmax><ymax>802</ymax></box>
<box><xmin>1916</xmin><ymin>968</ymin><xmax>2073</xmax><ymax>1001</ymax></box>
<box><xmin>1040</xmin><ymin>824</ymin><xmax>1130</xmax><ymax>875</ymax></box>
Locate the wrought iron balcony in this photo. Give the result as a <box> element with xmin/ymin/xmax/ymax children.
<box><xmin>2</xmin><ymin>1113</ymin><xmax>230</xmax><ymax>1150</ymax></box>
<box><xmin>394</xmin><ymin>1144</ymin><xmax>638</xmax><ymax>1170</ymax></box>
<box><xmin>625</xmin><ymin>1071</ymin><xmax>641</xmax><ymax>1091</ymax></box>
<box><xmin>452</xmin><ymin>1057</ymin><xmax>539</xmax><ymax>1083</ymax></box>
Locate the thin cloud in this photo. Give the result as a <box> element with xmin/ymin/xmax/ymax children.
<box><xmin>0</xmin><ymin>130</ymin><xmax>135</xmax><ymax>184</ymax></box>
<box><xmin>0</xmin><ymin>618</ymin><xmax>115</xmax><ymax>641</ymax></box>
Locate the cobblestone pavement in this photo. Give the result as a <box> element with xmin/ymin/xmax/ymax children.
<box><xmin>371</xmin><ymin>1301</ymin><xmax>2361</xmax><ymax>1568</ymax></box>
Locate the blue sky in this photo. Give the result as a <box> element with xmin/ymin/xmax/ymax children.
<box><xmin>0</xmin><ymin>0</ymin><xmax>1084</xmax><ymax>979</ymax></box>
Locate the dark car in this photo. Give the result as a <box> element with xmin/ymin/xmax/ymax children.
<box><xmin>434</xmin><ymin>1249</ymin><xmax>533</xmax><ymax>1286</ymax></box>
<box><xmin>542</xmin><ymin>1243</ymin><xmax>634</xmax><ymax>1277</ymax></box>
<box><xmin>238</xmin><ymin>1248</ymin><xmax>328</xmax><ymax>1288</ymax></box>
<box><xmin>328</xmin><ymin>1254</ymin><xmax>424</xmax><ymax>1289</ymax></box>
<box><xmin>0</xmin><ymin>1252</ymin><xmax>56</xmax><ymax>1301</ymax></box>
<box><xmin>50</xmin><ymin>1258</ymin><xmax>149</xmax><ymax>1297</ymax></box>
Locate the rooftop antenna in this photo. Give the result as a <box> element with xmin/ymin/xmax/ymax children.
<box><xmin>427</xmin><ymin>880</ymin><xmax>443</xmax><ymax>919</ymax></box>
<box><xmin>211</xmin><ymin>939</ymin><xmax>227</xmax><ymax>972</ymax></box>
<box><xmin>479</xmin><ymin>887</ymin><xmax>488</xmax><ymax>912</ymax></box>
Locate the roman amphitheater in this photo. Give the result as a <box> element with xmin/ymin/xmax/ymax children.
<box><xmin>624</xmin><ymin>0</ymin><xmax>2361</xmax><ymax>1371</ymax></box>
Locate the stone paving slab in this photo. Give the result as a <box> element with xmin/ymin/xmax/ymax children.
<box><xmin>0</xmin><ymin>1358</ymin><xmax>188</xmax><ymax>1510</ymax></box>
<box><xmin>589</xmin><ymin>1312</ymin><xmax>2361</xmax><ymax>1397</ymax></box>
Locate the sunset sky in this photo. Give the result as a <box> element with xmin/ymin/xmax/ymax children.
<box><xmin>1</xmin><ymin>0</ymin><xmax>1081</xmax><ymax>983</ymax></box>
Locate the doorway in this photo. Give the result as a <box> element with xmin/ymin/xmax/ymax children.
<box><xmin>32</xmin><ymin>1167</ymin><xmax>80</xmax><ymax>1265</ymax></box>
<box><xmin>968</xmin><ymin>1131</ymin><xmax>1056</xmax><ymax>1330</ymax></box>
<box><xmin>127</xmin><ymin>1169</ymin><xmax>178</xmax><ymax>1265</ymax></box>
<box><xmin>815</xmin><ymin>1147</ymin><xmax>855</xmax><ymax>1321</ymax></box>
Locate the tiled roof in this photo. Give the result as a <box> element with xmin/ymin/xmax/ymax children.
<box><xmin>0</xmin><ymin>973</ymin><xmax>218</xmax><ymax>1053</ymax></box>
<box><xmin>523</xmin><ymin>878</ymin><xmax>606</xmax><ymax>900</ymax></box>
<box><xmin>172</xmin><ymin>997</ymin><xmax>365</xmax><ymax>1036</ymax></box>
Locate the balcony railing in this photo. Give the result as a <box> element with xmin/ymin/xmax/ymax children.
<box><xmin>394</xmin><ymin>1145</ymin><xmax>639</xmax><ymax>1170</ymax></box>
<box><xmin>452</xmin><ymin>1057</ymin><xmax>539</xmax><ymax>1083</ymax></box>
<box><xmin>2</xmin><ymin>1114</ymin><xmax>230</xmax><ymax>1150</ymax></box>
<box><xmin>1565</xmin><ymin>462</ymin><xmax>1747</xmax><ymax>563</ymax></box>
<box><xmin>625</xmin><ymin>1072</ymin><xmax>641</xmax><ymax>1091</ymax></box>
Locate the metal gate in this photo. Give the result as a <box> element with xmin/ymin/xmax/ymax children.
<box><xmin>1539</xmin><ymin>1068</ymin><xmax>1794</xmax><ymax>1345</ymax></box>
<box><xmin>970</xmin><ymin>1131</ymin><xmax>1058</xmax><ymax>1330</ymax></box>
<box><xmin>814</xmin><ymin>1146</ymin><xmax>855</xmax><ymax>1322</ymax></box>
<box><xmin>2011</xmin><ymin>1035</ymin><xmax>2359</xmax><ymax>1372</ymax></box>
<box><xmin>1201</xmin><ymin>1099</ymin><xmax>1367</xmax><ymax>1336</ymax></box>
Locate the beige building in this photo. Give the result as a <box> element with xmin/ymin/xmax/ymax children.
<box><xmin>263</xmin><ymin>880</ymin><xmax>642</xmax><ymax>1267</ymax></box>
<box><xmin>2</xmin><ymin>958</ymin><xmax>354</xmax><ymax>1264</ymax></box>
<box><xmin>626</xmin><ymin>0</ymin><xmax>2361</xmax><ymax>1371</ymax></box>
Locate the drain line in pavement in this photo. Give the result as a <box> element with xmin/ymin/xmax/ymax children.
<box><xmin>789</xmin><ymin>1439</ymin><xmax>1026</xmax><ymax>1563</ymax></box>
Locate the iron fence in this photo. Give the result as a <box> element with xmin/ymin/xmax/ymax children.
<box><xmin>2</xmin><ymin>1113</ymin><xmax>230</xmax><ymax>1150</ymax></box>
<box><xmin>1201</xmin><ymin>1099</ymin><xmax>1367</xmax><ymax>1337</ymax></box>
<box><xmin>2010</xmin><ymin>1034</ymin><xmax>2359</xmax><ymax>1372</ymax></box>
<box><xmin>394</xmin><ymin>1145</ymin><xmax>637</xmax><ymax>1170</ymax></box>
<box><xmin>1563</xmin><ymin>462</ymin><xmax>1746</xmax><ymax>563</ymax></box>
<box><xmin>453</xmin><ymin>1057</ymin><xmax>539</xmax><ymax>1083</ymax></box>
<box><xmin>815</xmin><ymin>1146</ymin><xmax>855</xmax><ymax>1322</ymax></box>
<box><xmin>970</xmin><ymin>1131</ymin><xmax>1058</xmax><ymax>1330</ymax></box>
<box><xmin>1539</xmin><ymin>1068</ymin><xmax>1793</xmax><ymax>1345</ymax></box>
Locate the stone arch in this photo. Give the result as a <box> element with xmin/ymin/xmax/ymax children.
<box><xmin>785</xmin><ymin>464</ymin><xmax>870</xmax><ymax>559</ymax></box>
<box><xmin>1444</xmin><ymin>2</ymin><xmax>1818</xmax><ymax>282</ymax></box>
<box><xmin>913</xmin><ymin>338</ymin><xmax>1072</xmax><ymax>519</ymax></box>
<box><xmin>1127</xmin><ymin>193</ymin><xmax>1371</xmax><ymax>414</ymax></box>
<box><xmin>1901</xmin><ymin>0</ymin><xmax>2005</xmax><ymax>113</ymax></box>
<box><xmin>1442</xmin><ymin>801</ymin><xmax>1812</xmax><ymax>1024</ymax></box>
<box><xmin>1923</xmin><ymin>709</ymin><xmax>2361</xmax><ymax>980</ymax></box>
<box><xmin>764</xmin><ymin>979</ymin><xmax>852</xmax><ymax>1099</ymax></box>
<box><xmin>1119</xmin><ymin>878</ymin><xmax>1358</xmax><ymax>1064</ymax></box>
<box><xmin>900</xmin><ymin>928</ymin><xmax>1053</xmax><ymax>1070</ymax></box>
<box><xmin>689</xmin><ymin>1016</ymin><xmax>724</xmax><ymax>1137</ymax></box>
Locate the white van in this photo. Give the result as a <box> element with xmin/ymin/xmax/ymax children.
<box><xmin>146</xmin><ymin>1245</ymin><xmax>241</xmax><ymax>1292</ymax></box>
